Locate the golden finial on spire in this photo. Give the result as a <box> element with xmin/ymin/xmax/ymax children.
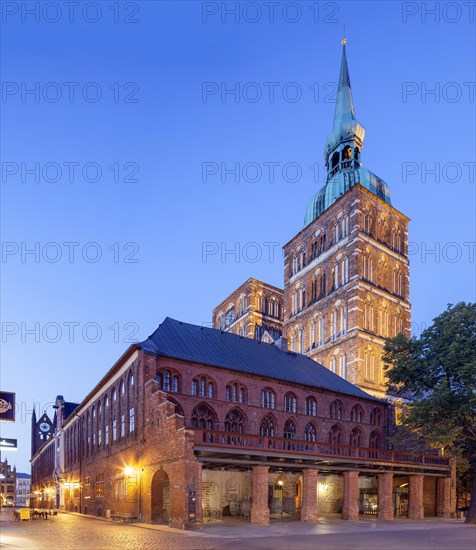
<box><xmin>342</xmin><ymin>37</ymin><xmax>347</xmax><ymax>46</ymax></box>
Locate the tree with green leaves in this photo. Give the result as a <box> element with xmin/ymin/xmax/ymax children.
<box><xmin>382</xmin><ymin>302</ymin><xmax>476</xmax><ymax>524</ymax></box>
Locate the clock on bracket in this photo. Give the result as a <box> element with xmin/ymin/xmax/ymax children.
<box><xmin>39</xmin><ymin>422</ymin><xmax>50</xmax><ymax>433</ymax></box>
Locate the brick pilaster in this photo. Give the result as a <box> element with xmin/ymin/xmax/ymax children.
<box><xmin>251</xmin><ymin>466</ymin><xmax>269</xmax><ymax>525</ymax></box>
<box><xmin>408</xmin><ymin>475</ymin><xmax>424</xmax><ymax>519</ymax></box>
<box><xmin>377</xmin><ymin>473</ymin><xmax>394</xmax><ymax>520</ymax></box>
<box><xmin>342</xmin><ymin>471</ymin><xmax>359</xmax><ymax>520</ymax></box>
<box><xmin>436</xmin><ymin>477</ymin><xmax>451</xmax><ymax>518</ymax></box>
<box><xmin>301</xmin><ymin>469</ymin><xmax>318</xmax><ymax>522</ymax></box>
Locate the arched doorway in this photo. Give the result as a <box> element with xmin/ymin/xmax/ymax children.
<box><xmin>151</xmin><ymin>470</ymin><xmax>170</xmax><ymax>524</ymax></box>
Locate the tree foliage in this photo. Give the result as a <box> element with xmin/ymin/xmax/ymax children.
<box><xmin>382</xmin><ymin>302</ymin><xmax>476</xmax><ymax>523</ymax></box>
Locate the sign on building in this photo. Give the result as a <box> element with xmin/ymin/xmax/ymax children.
<box><xmin>0</xmin><ymin>438</ymin><xmax>17</xmax><ymax>451</ymax></box>
<box><xmin>0</xmin><ymin>392</ymin><xmax>15</xmax><ymax>422</ymax></box>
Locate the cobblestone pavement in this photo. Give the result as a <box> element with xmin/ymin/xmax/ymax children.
<box><xmin>2</xmin><ymin>510</ymin><xmax>475</xmax><ymax>550</ymax></box>
<box><xmin>0</xmin><ymin>510</ymin><xmax>230</xmax><ymax>550</ymax></box>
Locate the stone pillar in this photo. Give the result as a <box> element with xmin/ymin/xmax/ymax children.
<box><xmin>408</xmin><ymin>475</ymin><xmax>424</xmax><ymax>519</ymax></box>
<box><xmin>377</xmin><ymin>473</ymin><xmax>394</xmax><ymax>520</ymax></box>
<box><xmin>342</xmin><ymin>471</ymin><xmax>359</xmax><ymax>520</ymax></box>
<box><xmin>301</xmin><ymin>469</ymin><xmax>318</xmax><ymax>522</ymax></box>
<box><xmin>436</xmin><ymin>477</ymin><xmax>451</xmax><ymax>518</ymax></box>
<box><xmin>251</xmin><ymin>466</ymin><xmax>269</xmax><ymax>525</ymax></box>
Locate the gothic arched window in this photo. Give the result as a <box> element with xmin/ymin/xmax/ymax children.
<box><xmin>305</xmin><ymin>396</ymin><xmax>317</xmax><ymax>417</ymax></box>
<box><xmin>284</xmin><ymin>392</ymin><xmax>297</xmax><ymax>413</ymax></box>
<box><xmin>370</xmin><ymin>407</ymin><xmax>382</xmax><ymax>426</ymax></box>
<box><xmin>191</xmin><ymin>404</ymin><xmax>216</xmax><ymax>429</ymax></box>
<box><xmin>225</xmin><ymin>408</ymin><xmax>245</xmax><ymax>433</ymax></box>
<box><xmin>260</xmin><ymin>415</ymin><xmax>275</xmax><ymax>437</ymax></box>
<box><xmin>329</xmin><ymin>424</ymin><xmax>343</xmax><ymax>445</ymax></box>
<box><xmin>261</xmin><ymin>388</ymin><xmax>275</xmax><ymax>409</ymax></box>
<box><xmin>330</xmin><ymin>400</ymin><xmax>344</xmax><ymax>420</ymax></box>
<box><xmin>349</xmin><ymin>427</ymin><xmax>363</xmax><ymax>447</ymax></box>
<box><xmin>283</xmin><ymin>419</ymin><xmax>296</xmax><ymax>439</ymax></box>
<box><xmin>369</xmin><ymin>430</ymin><xmax>381</xmax><ymax>449</ymax></box>
<box><xmin>350</xmin><ymin>404</ymin><xmax>364</xmax><ymax>423</ymax></box>
<box><xmin>304</xmin><ymin>423</ymin><xmax>317</xmax><ymax>442</ymax></box>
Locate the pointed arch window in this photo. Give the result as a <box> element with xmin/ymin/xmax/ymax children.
<box><xmin>329</xmin><ymin>424</ymin><xmax>343</xmax><ymax>445</ymax></box>
<box><xmin>337</xmin><ymin>351</ymin><xmax>347</xmax><ymax>379</ymax></box>
<box><xmin>369</xmin><ymin>430</ymin><xmax>381</xmax><ymax>449</ymax></box>
<box><xmin>364</xmin><ymin>296</ymin><xmax>374</xmax><ymax>331</ymax></box>
<box><xmin>393</xmin><ymin>307</ymin><xmax>404</xmax><ymax>336</ymax></box>
<box><xmin>393</xmin><ymin>264</ymin><xmax>403</xmax><ymax>297</ymax></box>
<box><xmin>379</xmin><ymin>303</ymin><xmax>389</xmax><ymax>337</ymax></box>
<box><xmin>284</xmin><ymin>392</ymin><xmax>297</xmax><ymax>413</ymax></box>
<box><xmin>370</xmin><ymin>407</ymin><xmax>382</xmax><ymax>426</ymax></box>
<box><xmin>192</xmin><ymin>375</ymin><xmax>215</xmax><ymax>398</ymax></box>
<box><xmin>350</xmin><ymin>404</ymin><xmax>364</xmax><ymax>423</ymax></box>
<box><xmin>260</xmin><ymin>415</ymin><xmax>275</xmax><ymax>437</ymax></box>
<box><xmin>156</xmin><ymin>369</ymin><xmax>181</xmax><ymax>393</ymax></box>
<box><xmin>362</xmin><ymin>247</ymin><xmax>373</xmax><ymax>282</ymax></box>
<box><xmin>392</xmin><ymin>224</ymin><xmax>403</xmax><ymax>253</ymax></box>
<box><xmin>292</xmin><ymin>245</ymin><xmax>305</xmax><ymax>275</ymax></box>
<box><xmin>291</xmin><ymin>325</ymin><xmax>304</xmax><ymax>354</ymax></box>
<box><xmin>349</xmin><ymin>427</ymin><xmax>363</xmax><ymax>447</ymax></box>
<box><xmin>363</xmin><ymin>206</ymin><xmax>373</xmax><ymax>235</ymax></box>
<box><xmin>364</xmin><ymin>345</ymin><xmax>376</xmax><ymax>381</ymax></box>
<box><xmin>283</xmin><ymin>419</ymin><xmax>296</xmax><ymax>439</ymax></box>
<box><xmin>225</xmin><ymin>409</ymin><xmax>245</xmax><ymax>433</ymax></box>
<box><xmin>225</xmin><ymin>382</ymin><xmax>247</xmax><ymax>404</ymax></box>
<box><xmin>305</xmin><ymin>396</ymin><xmax>317</xmax><ymax>416</ymax></box>
<box><xmin>191</xmin><ymin>404</ymin><xmax>216</xmax><ymax>429</ymax></box>
<box><xmin>304</xmin><ymin>423</ymin><xmax>317</xmax><ymax>442</ymax></box>
<box><xmin>330</xmin><ymin>400</ymin><xmax>344</xmax><ymax>420</ymax></box>
<box><xmin>261</xmin><ymin>388</ymin><xmax>275</xmax><ymax>409</ymax></box>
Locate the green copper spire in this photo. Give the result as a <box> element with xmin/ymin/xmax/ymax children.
<box><xmin>324</xmin><ymin>40</ymin><xmax>365</xmax><ymax>163</ymax></box>
<box><xmin>303</xmin><ymin>41</ymin><xmax>391</xmax><ymax>227</ymax></box>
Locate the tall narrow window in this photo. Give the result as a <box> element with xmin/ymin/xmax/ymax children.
<box><xmin>129</xmin><ymin>407</ymin><xmax>135</xmax><ymax>433</ymax></box>
<box><xmin>305</xmin><ymin>397</ymin><xmax>317</xmax><ymax>416</ymax></box>
<box><xmin>260</xmin><ymin>388</ymin><xmax>275</xmax><ymax>409</ymax></box>
<box><xmin>304</xmin><ymin>423</ymin><xmax>317</xmax><ymax>442</ymax></box>
<box><xmin>284</xmin><ymin>393</ymin><xmax>297</xmax><ymax>413</ymax></box>
<box><xmin>260</xmin><ymin>416</ymin><xmax>275</xmax><ymax>437</ymax></box>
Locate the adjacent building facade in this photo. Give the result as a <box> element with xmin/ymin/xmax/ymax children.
<box><xmin>212</xmin><ymin>278</ymin><xmax>283</xmax><ymax>342</ymax></box>
<box><xmin>0</xmin><ymin>459</ymin><xmax>16</xmax><ymax>506</ymax></box>
<box><xmin>16</xmin><ymin>473</ymin><xmax>31</xmax><ymax>507</ymax></box>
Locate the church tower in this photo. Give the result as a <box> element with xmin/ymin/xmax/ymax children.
<box><xmin>283</xmin><ymin>41</ymin><xmax>411</xmax><ymax>399</ymax></box>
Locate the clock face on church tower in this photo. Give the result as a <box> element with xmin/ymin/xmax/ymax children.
<box><xmin>39</xmin><ymin>422</ymin><xmax>50</xmax><ymax>433</ymax></box>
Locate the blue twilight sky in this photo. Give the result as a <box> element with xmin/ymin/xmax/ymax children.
<box><xmin>1</xmin><ymin>1</ymin><xmax>475</xmax><ymax>472</ymax></box>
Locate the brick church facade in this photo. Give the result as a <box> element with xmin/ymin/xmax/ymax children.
<box><xmin>213</xmin><ymin>41</ymin><xmax>410</xmax><ymax>400</ymax></box>
<box><xmin>30</xmin><ymin>44</ymin><xmax>454</xmax><ymax>527</ymax></box>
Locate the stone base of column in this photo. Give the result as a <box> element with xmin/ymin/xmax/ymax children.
<box><xmin>342</xmin><ymin>471</ymin><xmax>359</xmax><ymax>521</ymax></box>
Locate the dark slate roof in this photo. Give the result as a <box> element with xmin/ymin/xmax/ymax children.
<box><xmin>139</xmin><ymin>317</ymin><xmax>380</xmax><ymax>402</ymax></box>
